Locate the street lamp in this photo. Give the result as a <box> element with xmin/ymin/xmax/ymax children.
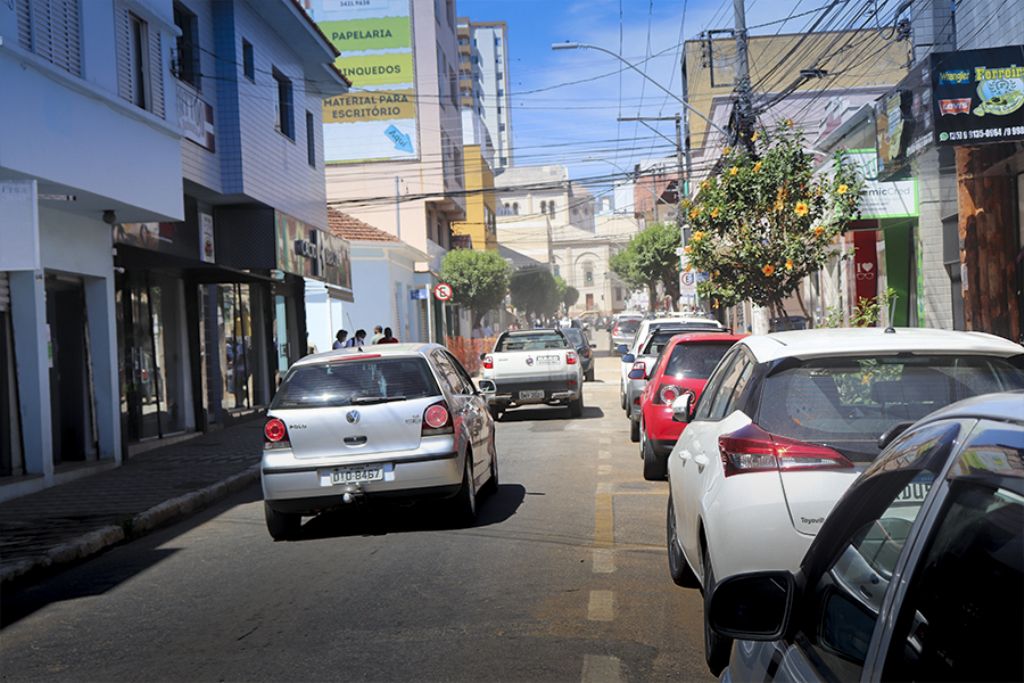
<box><xmin>551</xmin><ymin>42</ymin><xmax>732</xmax><ymax>141</ymax></box>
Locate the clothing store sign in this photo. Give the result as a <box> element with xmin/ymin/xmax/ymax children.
<box><xmin>0</xmin><ymin>180</ymin><xmax>39</xmax><ymax>270</ymax></box>
<box><xmin>932</xmin><ymin>45</ymin><xmax>1024</xmax><ymax>146</ymax></box>
<box><xmin>274</xmin><ymin>211</ymin><xmax>353</xmax><ymax>300</ymax></box>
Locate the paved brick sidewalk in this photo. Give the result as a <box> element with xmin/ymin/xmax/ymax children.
<box><xmin>0</xmin><ymin>421</ymin><xmax>263</xmax><ymax>586</ymax></box>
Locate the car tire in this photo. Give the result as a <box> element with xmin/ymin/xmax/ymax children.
<box><xmin>568</xmin><ymin>394</ymin><xmax>584</xmax><ymax>418</ymax></box>
<box><xmin>452</xmin><ymin>452</ymin><xmax>478</xmax><ymax>526</ymax></box>
<box><xmin>484</xmin><ymin>450</ymin><xmax>499</xmax><ymax>495</ymax></box>
<box><xmin>703</xmin><ymin>548</ymin><xmax>733</xmax><ymax>675</ymax></box>
<box><xmin>489</xmin><ymin>405</ymin><xmax>503</xmax><ymax>421</ymax></box>
<box><xmin>620</xmin><ymin>386</ymin><xmax>626</xmax><ymax>410</ymax></box>
<box><xmin>629</xmin><ymin>417</ymin><xmax>640</xmax><ymax>443</ymax></box>
<box><xmin>667</xmin><ymin>496</ymin><xmax>700</xmax><ymax>588</ymax></box>
<box><xmin>264</xmin><ymin>502</ymin><xmax>301</xmax><ymax>541</ymax></box>
<box><xmin>643</xmin><ymin>431</ymin><xmax>667</xmax><ymax>481</ymax></box>
<box><xmin>585</xmin><ymin>367</ymin><xmax>595</xmax><ymax>382</ymax></box>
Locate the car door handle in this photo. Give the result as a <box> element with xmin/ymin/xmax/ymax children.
<box><xmin>693</xmin><ymin>454</ymin><xmax>709</xmax><ymax>471</ymax></box>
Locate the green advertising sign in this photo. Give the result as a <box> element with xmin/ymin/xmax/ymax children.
<box><xmin>320</xmin><ymin>17</ymin><xmax>411</xmax><ymax>52</ymax></box>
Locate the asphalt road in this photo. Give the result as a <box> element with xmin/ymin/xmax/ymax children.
<box><xmin>1</xmin><ymin>332</ymin><xmax>714</xmax><ymax>683</ymax></box>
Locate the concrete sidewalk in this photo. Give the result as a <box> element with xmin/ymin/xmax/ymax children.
<box><xmin>0</xmin><ymin>420</ymin><xmax>264</xmax><ymax>586</ymax></box>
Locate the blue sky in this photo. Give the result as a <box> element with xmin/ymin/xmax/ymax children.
<box><xmin>458</xmin><ymin>0</ymin><xmax>810</xmax><ymax>194</ymax></box>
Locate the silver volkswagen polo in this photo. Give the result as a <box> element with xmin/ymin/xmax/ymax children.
<box><xmin>261</xmin><ymin>344</ymin><xmax>497</xmax><ymax>540</ymax></box>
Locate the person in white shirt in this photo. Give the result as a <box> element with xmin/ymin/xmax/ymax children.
<box><xmin>332</xmin><ymin>330</ymin><xmax>348</xmax><ymax>349</ymax></box>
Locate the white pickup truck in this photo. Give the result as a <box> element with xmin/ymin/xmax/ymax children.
<box><xmin>478</xmin><ymin>329</ymin><xmax>584</xmax><ymax>420</ymax></box>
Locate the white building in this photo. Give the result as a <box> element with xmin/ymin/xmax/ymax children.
<box><xmin>496</xmin><ymin>165</ymin><xmax>595</xmax><ymax>232</ymax></box>
<box><xmin>459</xmin><ymin>20</ymin><xmax>513</xmax><ymax>171</ymax></box>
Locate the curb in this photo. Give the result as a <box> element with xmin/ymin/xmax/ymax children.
<box><xmin>0</xmin><ymin>465</ymin><xmax>260</xmax><ymax>587</ymax></box>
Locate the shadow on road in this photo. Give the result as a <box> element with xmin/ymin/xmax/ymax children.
<box><xmin>498</xmin><ymin>406</ymin><xmax>604</xmax><ymax>423</ymax></box>
<box><xmin>296</xmin><ymin>483</ymin><xmax>527</xmax><ymax>541</ymax></box>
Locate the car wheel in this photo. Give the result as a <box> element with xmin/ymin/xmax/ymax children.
<box><xmin>483</xmin><ymin>446</ymin><xmax>499</xmax><ymax>496</ymax></box>
<box><xmin>643</xmin><ymin>432</ymin><xmax>667</xmax><ymax>481</ymax></box>
<box><xmin>667</xmin><ymin>495</ymin><xmax>700</xmax><ymax>588</ymax></box>
<box><xmin>703</xmin><ymin>548</ymin><xmax>733</xmax><ymax>675</ymax></box>
<box><xmin>452</xmin><ymin>452</ymin><xmax>478</xmax><ymax>525</ymax></box>
<box><xmin>264</xmin><ymin>502</ymin><xmax>301</xmax><ymax>541</ymax></box>
<box><xmin>489</xmin><ymin>405</ymin><xmax>503</xmax><ymax>421</ymax></box>
<box><xmin>620</xmin><ymin>387</ymin><xmax>626</xmax><ymax>410</ymax></box>
<box><xmin>585</xmin><ymin>367</ymin><xmax>595</xmax><ymax>382</ymax></box>
<box><xmin>629</xmin><ymin>416</ymin><xmax>640</xmax><ymax>443</ymax></box>
<box><xmin>568</xmin><ymin>394</ymin><xmax>584</xmax><ymax>418</ymax></box>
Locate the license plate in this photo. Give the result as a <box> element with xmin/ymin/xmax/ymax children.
<box><xmin>519</xmin><ymin>389</ymin><xmax>545</xmax><ymax>400</ymax></box>
<box><xmin>330</xmin><ymin>464</ymin><xmax>384</xmax><ymax>485</ymax></box>
<box><xmin>536</xmin><ymin>355</ymin><xmax>560</xmax><ymax>365</ymax></box>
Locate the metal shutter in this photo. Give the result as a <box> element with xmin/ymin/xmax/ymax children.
<box><xmin>0</xmin><ymin>273</ymin><xmax>9</xmax><ymax>313</ymax></box>
<box><xmin>16</xmin><ymin>0</ymin><xmax>81</xmax><ymax>77</ymax></box>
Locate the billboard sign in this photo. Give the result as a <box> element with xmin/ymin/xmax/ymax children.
<box><xmin>848</xmin><ymin>150</ymin><xmax>918</xmax><ymax>219</ymax></box>
<box><xmin>874</xmin><ymin>59</ymin><xmax>932</xmax><ymax>181</ymax></box>
<box><xmin>931</xmin><ymin>45</ymin><xmax>1024</xmax><ymax>146</ymax></box>
<box><xmin>307</xmin><ymin>0</ymin><xmax>418</xmax><ymax>164</ymax></box>
<box><xmin>274</xmin><ymin>212</ymin><xmax>353</xmax><ymax>299</ymax></box>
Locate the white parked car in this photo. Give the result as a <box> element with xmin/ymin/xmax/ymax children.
<box><xmin>663</xmin><ymin>327</ymin><xmax>1024</xmax><ymax>673</ymax></box>
<box><xmin>479</xmin><ymin>329</ymin><xmax>585</xmax><ymax>419</ymax></box>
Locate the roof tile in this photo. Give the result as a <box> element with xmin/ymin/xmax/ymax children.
<box><xmin>327</xmin><ymin>207</ymin><xmax>400</xmax><ymax>243</ymax></box>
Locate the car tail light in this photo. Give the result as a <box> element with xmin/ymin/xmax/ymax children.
<box><xmin>566</xmin><ymin>351</ymin><xmax>578</xmax><ymax>365</ymax></box>
<box><xmin>482</xmin><ymin>354</ymin><xmax>494</xmax><ymax>370</ymax></box>
<box><xmin>422</xmin><ymin>401</ymin><xmax>454</xmax><ymax>436</ymax></box>
<box><xmin>658</xmin><ymin>384</ymin><xmax>685</xmax><ymax>405</ymax></box>
<box><xmin>718</xmin><ymin>423</ymin><xmax>853</xmax><ymax>477</ymax></box>
<box><xmin>264</xmin><ymin>417</ymin><xmax>289</xmax><ymax>450</ymax></box>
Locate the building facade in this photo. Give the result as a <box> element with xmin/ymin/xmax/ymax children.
<box><xmin>458</xmin><ymin>19</ymin><xmax>512</xmax><ymax>171</ymax></box>
<box><xmin>552</xmin><ymin>215</ymin><xmax>639</xmax><ymax>316</ymax></box>
<box><xmin>308</xmin><ymin>0</ymin><xmax>466</xmax><ymax>283</ymax></box>
<box><xmin>452</xmin><ymin>110</ymin><xmax>498</xmax><ymax>251</ymax></box>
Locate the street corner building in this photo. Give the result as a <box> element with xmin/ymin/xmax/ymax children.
<box><xmin>0</xmin><ymin>0</ymin><xmax>349</xmax><ymax>501</ymax></box>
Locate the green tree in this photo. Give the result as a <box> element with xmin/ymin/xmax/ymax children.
<box><xmin>610</xmin><ymin>222</ymin><xmax>681</xmax><ymax>309</ymax></box>
<box><xmin>553</xmin><ymin>275</ymin><xmax>580</xmax><ymax>312</ymax></box>
<box><xmin>510</xmin><ymin>268</ymin><xmax>559</xmax><ymax>318</ymax></box>
<box><xmin>439</xmin><ymin>248</ymin><xmax>510</xmax><ymax>326</ymax></box>
<box><xmin>685</xmin><ymin>124</ymin><xmax>863</xmax><ymax>317</ymax></box>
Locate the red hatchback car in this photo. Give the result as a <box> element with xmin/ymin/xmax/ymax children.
<box><xmin>635</xmin><ymin>333</ymin><xmax>745</xmax><ymax>480</ymax></box>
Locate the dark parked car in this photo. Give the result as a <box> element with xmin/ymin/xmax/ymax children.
<box><xmin>707</xmin><ymin>391</ymin><xmax>1024</xmax><ymax>682</ymax></box>
<box><xmin>562</xmin><ymin>327</ymin><xmax>595</xmax><ymax>382</ymax></box>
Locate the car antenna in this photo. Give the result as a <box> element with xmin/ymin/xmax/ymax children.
<box><xmin>884</xmin><ymin>293</ymin><xmax>898</xmax><ymax>334</ymax></box>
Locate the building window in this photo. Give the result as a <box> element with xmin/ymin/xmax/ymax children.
<box><xmin>548</xmin><ymin>201</ymin><xmax>555</xmax><ymax>216</ymax></box>
<box><xmin>173</xmin><ymin>2</ymin><xmax>199</xmax><ymax>89</ymax></box>
<box><xmin>584</xmin><ymin>266</ymin><xmax>594</xmax><ymax>286</ymax></box>
<box><xmin>130</xmin><ymin>14</ymin><xmax>151</xmax><ymax>110</ymax></box>
<box><xmin>306</xmin><ymin>111</ymin><xmax>316</xmax><ymax>167</ymax></box>
<box><xmin>242</xmin><ymin>39</ymin><xmax>255</xmax><ymax>81</ymax></box>
<box><xmin>499</xmin><ymin>156</ymin><xmax>507</xmax><ymax>166</ymax></box>
<box><xmin>512</xmin><ymin>202</ymin><xmax>519</xmax><ymax>215</ymax></box>
<box><xmin>499</xmin><ymin>123</ymin><xmax>506</xmax><ymax>131</ymax></box>
<box><xmin>497</xmin><ymin>88</ymin><xmax>504</xmax><ymax>97</ymax></box>
<box><xmin>273</xmin><ymin>68</ymin><xmax>294</xmax><ymax>139</ymax></box>
<box><xmin>15</xmin><ymin>0</ymin><xmax>82</xmax><ymax>77</ymax></box>
<box><xmin>497</xmin><ymin>72</ymin><xmax>503</xmax><ymax>80</ymax></box>
<box><xmin>540</xmin><ymin>200</ymin><xmax>547</xmax><ymax>214</ymax></box>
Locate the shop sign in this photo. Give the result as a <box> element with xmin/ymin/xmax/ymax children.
<box><xmin>114</xmin><ymin>221</ymin><xmax>198</xmax><ymax>260</ymax></box>
<box><xmin>0</xmin><ymin>180</ymin><xmax>39</xmax><ymax>271</ymax></box>
<box><xmin>274</xmin><ymin>212</ymin><xmax>353</xmax><ymax>299</ymax></box>
<box><xmin>852</xmin><ymin>231</ymin><xmax>879</xmax><ymax>304</ymax></box>
<box><xmin>199</xmin><ymin>213</ymin><xmax>215</xmax><ymax>263</ymax></box>
<box><xmin>848</xmin><ymin>150</ymin><xmax>918</xmax><ymax>219</ymax></box>
<box><xmin>875</xmin><ymin>60</ymin><xmax>933</xmax><ymax>181</ymax></box>
<box><xmin>176</xmin><ymin>87</ymin><xmax>215</xmax><ymax>151</ymax></box>
<box><xmin>931</xmin><ymin>45</ymin><xmax>1024</xmax><ymax>146</ymax></box>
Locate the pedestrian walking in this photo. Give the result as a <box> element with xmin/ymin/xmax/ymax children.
<box><xmin>379</xmin><ymin>327</ymin><xmax>399</xmax><ymax>344</ymax></box>
<box><xmin>346</xmin><ymin>329</ymin><xmax>367</xmax><ymax>347</ymax></box>
<box><xmin>370</xmin><ymin>325</ymin><xmax>384</xmax><ymax>344</ymax></box>
<box><xmin>332</xmin><ymin>329</ymin><xmax>348</xmax><ymax>349</ymax></box>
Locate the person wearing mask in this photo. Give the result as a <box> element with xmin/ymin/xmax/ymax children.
<box><xmin>379</xmin><ymin>327</ymin><xmax>399</xmax><ymax>344</ymax></box>
<box><xmin>332</xmin><ymin>330</ymin><xmax>348</xmax><ymax>349</ymax></box>
<box><xmin>369</xmin><ymin>325</ymin><xmax>384</xmax><ymax>344</ymax></box>
<box><xmin>346</xmin><ymin>329</ymin><xmax>367</xmax><ymax>347</ymax></box>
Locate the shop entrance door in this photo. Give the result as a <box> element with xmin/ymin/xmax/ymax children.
<box><xmin>46</xmin><ymin>276</ymin><xmax>96</xmax><ymax>464</ymax></box>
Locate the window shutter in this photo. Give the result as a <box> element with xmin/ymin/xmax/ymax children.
<box><xmin>148</xmin><ymin>29</ymin><xmax>164</xmax><ymax>118</ymax></box>
<box><xmin>114</xmin><ymin>6</ymin><xmax>132</xmax><ymax>102</ymax></box>
<box><xmin>18</xmin><ymin>0</ymin><xmax>81</xmax><ymax>77</ymax></box>
<box><xmin>0</xmin><ymin>273</ymin><xmax>8</xmax><ymax>313</ymax></box>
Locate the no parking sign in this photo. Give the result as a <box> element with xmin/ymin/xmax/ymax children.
<box><xmin>433</xmin><ymin>282</ymin><xmax>453</xmax><ymax>302</ymax></box>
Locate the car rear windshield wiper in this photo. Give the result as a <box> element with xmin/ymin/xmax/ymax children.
<box><xmin>351</xmin><ymin>395</ymin><xmax>407</xmax><ymax>405</ymax></box>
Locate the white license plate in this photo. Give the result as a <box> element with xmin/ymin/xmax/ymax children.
<box><xmin>536</xmin><ymin>355</ymin><xmax>560</xmax><ymax>365</ymax></box>
<box><xmin>330</xmin><ymin>465</ymin><xmax>384</xmax><ymax>485</ymax></box>
<box><xmin>519</xmin><ymin>389</ymin><xmax>545</xmax><ymax>400</ymax></box>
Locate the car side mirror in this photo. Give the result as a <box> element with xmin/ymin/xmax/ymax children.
<box><xmin>671</xmin><ymin>394</ymin><xmax>694</xmax><ymax>423</ymax></box>
<box><xmin>476</xmin><ymin>379</ymin><xmax>496</xmax><ymax>394</ymax></box>
<box><xmin>621</xmin><ymin>353</ymin><xmax>635</xmax><ymax>364</ymax></box>
<box><xmin>878</xmin><ymin>421</ymin><xmax>913</xmax><ymax>451</ymax></box>
<box><xmin>708</xmin><ymin>571</ymin><xmax>796</xmax><ymax>642</ymax></box>
<box><xmin>627</xmin><ymin>363</ymin><xmax>646</xmax><ymax>380</ymax></box>
<box><xmin>615</xmin><ymin>344</ymin><xmax>628</xmax><ymax>354</ymax></box>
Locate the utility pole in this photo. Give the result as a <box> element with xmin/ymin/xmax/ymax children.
<box><xmin>394</xmin><ymin>176</ymin><xmax>402</xmax><ymax>241</ymax></box>
<box><xmin>732</xmin><ymin>0</ymin><xmax>755</xmax><ymax>148</ymax></box>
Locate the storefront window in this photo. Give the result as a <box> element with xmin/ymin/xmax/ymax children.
<box><xmin>0</xmin><ymin>285</ymin><xmax>23</xmax><ymax>477</ymax></box>
<box><xmin>220</xmin><ymin>283</ymin><xmax>253</xmax><ymax>411</ymax></box>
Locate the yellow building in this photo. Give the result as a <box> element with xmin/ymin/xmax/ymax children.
<box><xmin>452</xmin><ymin>112</ymin><xmax>498</xmax><ymax>251</ymax></box>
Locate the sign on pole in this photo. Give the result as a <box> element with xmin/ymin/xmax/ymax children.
<box><xmin>434</xmin><ymin>282</ymin><xmax>453</xmax><ymax>302</ymax></box>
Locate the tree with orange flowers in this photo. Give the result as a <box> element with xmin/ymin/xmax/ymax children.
<box><xmin>684</xmin><ymin>124</ymin><xmax>863</xmax><ymax>318</ymax></box>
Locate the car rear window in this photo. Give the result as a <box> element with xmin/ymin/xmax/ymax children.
<box><xmin>496</xmin><ymin>332</ymin><xmax>568</xmax><ymax>351</ymax></box>
<box><xmin>272</xmin><ymin>357</ymin><xmax>440</xmax><ymax>408</ymax></box>
<box><xmin>757</xmin><ymin>355</ymin><xmax>1024</xmax><ymax>461</ymax></box>
<box><xmin>563</xmin><ymin>328</ymin><xmax>585</xmax><ymax>346</ymax></box>
<box><xmin>662</xmin><ymin>341</ymin><xmax>735</xmax><ymax>379</ymax></box>
<box><xmin>642</xmin><ymin>329</ymin><xmax>725</xmax><ymax>355</ymax></box>
<box><xmin>616</xmin><ymin>320</ymin><xmax>640</xmax><ymax>334</ymax></box>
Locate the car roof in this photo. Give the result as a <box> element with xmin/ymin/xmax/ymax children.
<box><xmin>292</xmin><ymin>343</ymin><xmax>441</xmax><ymax>367</ymax></box>
<box><xmin>502</xmin><ymin>329</ymin><xmax>564</xmax><ymax>336</ymax></box>
<box><xmin>912</xmin><ymin>391</ymin><xmax>1024</xmax><ymax>425</ymax></box>
<box><xmin>645</xmin><ymin>316</ymin><xmax>723</xmax><ymax>327</ymax></box>
<box><xmin>740</xmin><ymin>327</ymin><xmax>1024</xmax><ymax>363</ymax></box>
<box><xmin>668</xmin><ymin>332</ymin><xmax>746</xmax><ymax>345</ymax></box>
